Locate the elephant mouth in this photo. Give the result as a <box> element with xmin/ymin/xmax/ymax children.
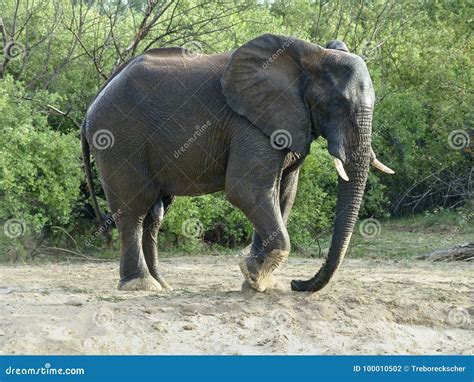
<box><xmin>327</xmin><ymin>139</ymin><xmax>394</xmax><ymax>182</ymax></box>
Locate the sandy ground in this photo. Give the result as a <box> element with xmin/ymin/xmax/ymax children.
<box><xmin>0</xmin><ymin>255</ymin><xmax>472</xmax><ymax>355</ymax></box>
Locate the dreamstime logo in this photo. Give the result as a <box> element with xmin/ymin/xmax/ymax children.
<box><xmin>447</xmin><ymin>307</ymin><xmax>471</xmax><ymax>327</ymax></box>
<box><xmin>181</xmin><ymin>218</ymin><xmax>204</xmax><ymax>239</ymax></box>
<box><xmin>92</xmin><ymin>129</ymin><xmax>115</xmax><ymax>150</ymax></box>
<box><xmin>181</xmin><ymin>41</ymin><xmax>203</xmax><ymax>59</ymax></box>
<box><xmin>93</xmin><ymin>307</ymin><xmax>114</xmax><ymax>328</ymax></box>
<box><xmin>270</xmin><ymin>129</ymin><xmax>292</xmax><ymax>150</ymax></box>
<box><xmin>3</xmin><ymin>41</ymin><xmax>25</xmax><ymax>60</ymax></box>
<box><xmin>448</xmin><ymin>130</ymin><xmax>470</xmax><ymax>150</ymax></box>
<box><xmin>3</xmin><ymin>219</ymin><xmax>26</xmax><ymax>239</ymax></box>
<box><xmin>270</xmin><ymin>309</ymin><xmax>292</xmax><ymax>327</ymax></box>
<box><xmin>256</xmin><ymin>309</ymin><xmax>294</xmax><ymax>349</ymax></box>
<box><xmin>359</xmin><ymin>218</ymin><xmax>381</xmax><ymax>239</ymax></box>
<box><xmin>359</xmin><ymin>38</ymin><xmax>382</xmax><ymax>61</ymax></box>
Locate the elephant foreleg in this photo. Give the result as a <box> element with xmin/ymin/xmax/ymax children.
<box><xmin>245</xmin><ymin>167</ymin><xmax>300</xmax><ymax>258</ymax></box>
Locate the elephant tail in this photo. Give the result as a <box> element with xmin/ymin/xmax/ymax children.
<box><xmin>81</xmin><ymin>121</ymin><xmax>103</xmax><ymax>223</ymax></box>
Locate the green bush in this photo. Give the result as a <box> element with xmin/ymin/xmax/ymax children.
<box><xmin>160</xmin><ymin>194</ymin><xmax>252</xmax><ymax>251</ymax></box>
<box><xmin>0</xmin><ymin>76</ymin><xmax>81</xmax><ymax>236</ymax></box>
<box><xmin>1</xmin><ymin>0</ymin><xmax>471</xmax><ymax>255</ymax></box>
<box><xmin>287</xmin><ymin>142</ymin><xmax>336</xmax><ymax>248</ymax></box>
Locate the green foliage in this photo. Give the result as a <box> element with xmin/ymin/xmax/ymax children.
<box><xmin>0</xmin><ymin>0</ymin><xmax>471</xmax><ymax>253</ymax></box>
<box><xmin>0</xmin><ymin>76</ymin><xmax>81</xmax><ymax>233</ymax></box>
<box><xmin>162</xmin><ymin>194</ymin><xmax>252</xmax><ymax>250</ymax></box>
<box><xmin>288</xmin><ymin>142</ymin><xmax>336</xmax><ymax>247</ymax></box>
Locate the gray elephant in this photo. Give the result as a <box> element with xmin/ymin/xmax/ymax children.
<box><xmin>81</xmin><ymin>34</ymin><xmax>394</xmax><ymax>293</ymax></box>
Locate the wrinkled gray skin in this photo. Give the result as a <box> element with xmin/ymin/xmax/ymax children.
<box><xmin>81</xmin><ymin>34</ymin><xmax>376</xmax><ymax>293</ymax></box>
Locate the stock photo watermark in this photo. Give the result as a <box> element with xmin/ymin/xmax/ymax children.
<box><xmin>447</xmin><ymin>307</ymin><xmax>471</xmax><ymax>328</ymax></box>
<box><xmin>359</xmin><ymin>218</ymin><xmax>382</xmax><ymax>239</ymax></box>
<box><xmin>182</xmin><ymin>218</ymin><xmax>204</xmax><ymax>239</ymax></box>
<box><xmin>261</xmin><ymin>228</ymin><xmax>282</xmax><ymax>249</ymax></box>
<box><xmin>441</xmin><ymin>211</ymin><xmax>473</xmax><ymax>246</ymax></box>
<box><xmin>253</xmin><ymin>308</ymin><xmax>297</xmax><ymax>351</ymax></box>
<box><xmin>270</xmin><ymin>129</ymin><xmax>292</xmax><ymax>150</ymax></box>
<box><xmin>3</xmin><ymin>40</ymin><xmax>25</xmax><ymax>61</ymax></box>
<box><xmin>262</xmin><ymin>36</ymin><xmax>296</xmax><ymax>69</ymax></box>
<box><xmin>359</xmin><ymin>38</ymin><xmax>382</xmax><ymax>62</ymax></box>
<box><xmin>93</xmin><ymin>307</ymin><xmax>115</xmax><ymax>328</ymax></box>
<box><xmin>447</xmin><ymin>129</ymin><xmax>470</xmax><ymax>150</ymax></box>
<box><xmin>3</xmin><ymin>218</ymin><xmax>26</xmax><ymax>239</ymax></box>
<box><xmin>181</xmin><ymin>40</ymin><xmax>203</xmax><ymax>59</ymax></box>
<box><xmin>85</xmin><ymin>209</ymin><xmax>122</xmax><ymax>247</ymax></box>
<box><xmin>92</xmin><ymin>129</ymin><xmax>115</xmax><ymax>150</ymax></box>
<box><xmin>173</xmin><ymin>120</ymin><xmax>212</xmax><ymax>159</ymax></box>
<box><xmin>270</xmin><ymin>308</ymin><xmax>293</xmax><ymax>327</ymax></box>
<box><xmin>4</xmin><ymin>363</ymin><xmax>85</xmax><ymax>376</ymax></box>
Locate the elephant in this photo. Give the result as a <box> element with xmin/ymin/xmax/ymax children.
<box><xmin>81</xmin><ymin>33</ymin><xmax>394</xmax><ymax>293</ymax></box>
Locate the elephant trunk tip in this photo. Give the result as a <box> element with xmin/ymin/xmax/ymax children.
<box><xmin>290</xmin><ymin>279</ymin><xmax>312</xmax><ymax>292</ymax></box>
<box><xmin>290</xmin><ymin>275</ymin><xmax>326</xmax><ymax>293</ymax></box>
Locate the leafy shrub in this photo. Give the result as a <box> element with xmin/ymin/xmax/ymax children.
<box><xmin>0</xmin><ymin>76</ymin><xmax>81</xmax><ymax>236</ymax></box>
<box><xmin>160</xmin><ymin>194</ymin><xmax>252</xmax><ymax>251</ymax></box>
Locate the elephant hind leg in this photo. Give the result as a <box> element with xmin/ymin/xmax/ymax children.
<box><xmin>99</xmin><ymin>161</ymin><xmax>164</xmax><ymax>291</ymax></box>
<box><xmin>142</xmin><ymin>195</ymin><xmax>175</xmax><ymax>291</ymax></box>
<box><xmin>116</xmin><ymin>212</ymin><xmax>163</xmax><ymax>292</ymax></box>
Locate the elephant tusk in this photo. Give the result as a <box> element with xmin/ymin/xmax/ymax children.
<box><xmin>372</xmin><ymin>158</ymin><xmax>395</xmax><ymax>174</ymax></box>
<box><xmin>333</xmin><ymin>157</ymin><xmax>349</xmax><ymax>181</ymax></box>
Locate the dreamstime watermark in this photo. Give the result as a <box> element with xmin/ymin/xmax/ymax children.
<box><xmin>5</xmin><ymin>363</ymin><xmax>84</xmax><ymax>376</ymax></box>
<box><xmin>447</xmin><ymin>129</ymin><xmax>470</xmax><ymax>150</ymax></box>
<box><xmin>255</xmin><ymin>308</ymin><xmax>295</xmax><ymax>350</ymax></box>
<box><xmin>3</xmin><ymin>40</ymin><xmax>25</xmax><ymax>61</ymax></box>
<box><xmin>262</xmin><ymin>36</ymin><xmax>296</xmax><ymax>69</ymax></box>
<box><xmin>247</xmin><ymin>227</ymin><xmax>283</xmax><ymax>257</ymax></box>
<box><xmin>181</xmin><ymin>40</ymin><xmax>203</xmax><ymax>59</ymax></box>
<box><xmin>447</xmin><ymin>307</ymin><xmax>471</xmax><ymax>327</ymax></box>
<box><xmin>173</xmin><ymin>120</ymin><xmax>211</xmax><ymax>159</ymax></box>
<box><xmin>372</xmin><ymin>121</ymin><xmax>392</xmax><ymax>140</ymax></box>
<box><xmin>85</xmin><ymin>209</ymin><xmax>122</xmax><ymax>247</ymax></box>
<box><xmin>262</xmin><ymin>228</ymin><xmax>282</xmax><ymax>249</ymax></box>
<box><xmin>270</xmin><ymin>309</ymin><xmax>293</xmax><ymax>327</ymax></box>
<box><xmin>93</xmin><ymin>307</ymin><xmax>114</xmax><ymax>328</ymax></box>
<box><xmin>3</xmin><ymin>218</ymin><xmax>26</xmax><ymax>239</ymax></box>
<box><xmin>92</xmin><ymin>129</ymin><xmax>115</xmax><ymax>150</ymax></box>
<box><xmin>182</xmin><ymin>218</ymin><xmax>204</xmax><ymax>239</ymax></box>
<box><xmin>359</xmin><ymin>218</ymin><xmax>382</xmax><ymax>239</ymax></box>
<box><xmin>270</xmin><ymin>129</ymin><xmax>292</xmax><ymax>150</ymax></box>
<box><xmin>359</xmin><ymin>38</ymin><xmax>382</xmax><ymax>61</ymax></box>
<box><xmin>442</xmin><ymin>211</ymin><xmax>473</xmax><ymax>246</ymax></box>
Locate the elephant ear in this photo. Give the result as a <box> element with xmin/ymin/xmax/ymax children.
<box><xmin>221</xmin><ymin>34</ymin><xmax>319</xmax><ymax>155</ymax></box>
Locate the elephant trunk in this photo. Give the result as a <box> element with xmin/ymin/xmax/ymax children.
<box><xmin>291</xmin><ymin>112</ymin><xmax>372</xmax><ymax>292</ymax></box>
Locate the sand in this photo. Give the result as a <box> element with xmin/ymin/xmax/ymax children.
<box><xmin>0</xmin><ymin>255</ymin><xmax>472</xmax><ymax>354</ymax></box>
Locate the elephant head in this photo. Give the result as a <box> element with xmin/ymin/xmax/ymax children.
<box><xmin>221</xmin><ymin>34</ymin><xmax>394</xmax><ymax>292</ymax></box>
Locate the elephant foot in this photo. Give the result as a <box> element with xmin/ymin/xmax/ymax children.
<box><xmin>118</xmin><ymin>275</ymin><xmax>163</xmax><ymax>292</ymax></box>
<box><xmin>239</xmin><ymin>250</ymin><xmax>288</xmax><ymax>292</ymax></box>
